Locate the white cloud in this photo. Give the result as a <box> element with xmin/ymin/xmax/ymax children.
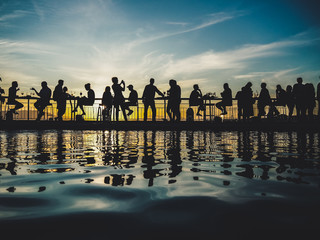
<box><xmin>125</xmin><ymin>11</ymin><xmax>244</xmax><ymax>50</ymax></box>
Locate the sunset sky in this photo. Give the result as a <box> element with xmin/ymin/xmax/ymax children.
<box><xmin>0</xmin><ymin>0</ymin><xmax>319</xmax><ymax>98</ymax></box>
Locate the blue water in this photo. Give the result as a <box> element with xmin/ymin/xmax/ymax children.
<box><xmin>0</xmin><ymin>130</ymin><xmax>320</xmax><ymax>239</ymax></box>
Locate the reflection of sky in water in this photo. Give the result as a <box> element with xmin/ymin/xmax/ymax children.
<box><xmin>0</xmin><ymin>130</ymin><xmax>320</xmax><ymax>219</ymax></box>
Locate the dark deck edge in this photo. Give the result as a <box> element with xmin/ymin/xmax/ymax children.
<box><xmin>1</xmin><ymin>119</ymin><xmax>320</xmax><ymax>132</ymax></box>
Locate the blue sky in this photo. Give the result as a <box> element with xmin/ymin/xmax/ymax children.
<box><xmin>0</xmin><ymin>0</ymin><xmax>319</xmax><ymax>97</ymax></box>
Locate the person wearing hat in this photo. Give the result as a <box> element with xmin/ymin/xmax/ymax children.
<box><xmin>124</xmin><ymin>84</ymin><xmax>138</xmax><ymax>116</ymax></box>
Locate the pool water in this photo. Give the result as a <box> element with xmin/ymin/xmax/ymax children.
<box><xmin>0</xmin><ymin>130</ymin><xmax>319</xmax><ymax>239</ymax></box>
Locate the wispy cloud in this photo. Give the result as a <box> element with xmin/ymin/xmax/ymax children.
<box><xmin>165</xmin><ymin>21</ymin><xmax>189</xmax><ymax>27</ymax></box>
<box><xmin>31</xmin><ymin>0</ymin><xmax>45</xmax><ymax>21</ymax></box>
<box><xmin>0</xmin><ymin>10</ymin><xmax>31</xmax><ymax>26</ymax></box>
<box><xmin>125</xmin><ymin>11</ymin><xmax>245</xmax><ymax>50</ymax></box>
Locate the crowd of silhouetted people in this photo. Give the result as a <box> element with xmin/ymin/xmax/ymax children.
<box><xmin>0</xmin><ymin>76</ymin><xmax>320</xmax><ymax>122</ymax></box>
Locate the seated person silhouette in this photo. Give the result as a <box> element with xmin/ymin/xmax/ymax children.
<box><xmin>31</xmin><ymin>81</ymin><xmax>52</xmax><ymax>121</ymax></box>
<box><xmin>124</xmin><ymin>84</ymin><xmax>138</xmax><ymax>116</ymax></box>
<box><xmin>216</xmin><ymin>83</ymin><xmax>232</xmax><ymax>115</ymax></box>
<box><xmin>102</xmin><ymin>86</ymin><xmax>113</xmax><ymax>121</ymax></box>
<box><xmin>8</xmin><ymin>81</ymin><xmax>24</xmax><ymax>114</ymax></box>
<box><xmin>72</xmin><ymin>83</ymin><xmax>95</xmax><ymax>115</ymax></box>
<box><xmin>189</xmin><ymin>84</ymin><xmax>204</xmax><ymax>116</ymax></box>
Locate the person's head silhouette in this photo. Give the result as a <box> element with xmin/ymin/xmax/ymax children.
<box><xmin>41</xmin><ymin>81</ymin><xmax>47</xmax><ymax>88</ymax></box>
<box><xmin>169</xmin><ymin>79</ymin><xmax>176</xmax><ymax>87</ymax></box>
<box><xmin>12</xmin><ymin>81</ymin><xmax>18</xmax><ymax>88</ymax></box>
<box><xmin>261</xmin><ymin>82</ymin><xmax>267</xmax><ymax>89</ymax></box>
<box><xmin>150</xmin><ymin>78</ymin><xmax>155</xmax><ymax>85</ymax></box>
<box><xmin>85</xmin><ymin>83</ymin><xmax>91</xmax><ymax>90</ymax></box>
<box><xmin>58</xmin><ymin>79</ymin><xmax>64</xmax><ymax>85</ymax></box>
<box><xmin>127</xmin><ymin>84</ymin><xmax>134</xmax><ymax>91</ymax></box>
<box><xmin>105</xmin><ymin>86</ymin><xmax>111</xmax><ymax>92</ymax></box>
<box><xmin>276</xmin><ymin>84</ymin><xmax>282</xmax><ymax>91</ymax></box>
<box><xmin>297</xmin><ymin>77</ymin><xmax>303</xmax><ymax>84</ymax></box>
<box><xmin>193</xmin><ymin>84</ymin><xmax>199</xmax><ymax>90</ymax></box>
<box><xmin>112</xmin><ymin>77</ymin><xmax>118</xmax><ymax>84</ymax></box>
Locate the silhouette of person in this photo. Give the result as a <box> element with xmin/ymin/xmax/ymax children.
<box><xmin>102</xmin><ymin>86</ymin><xmax>113</xmax><ymax>121</ymax></box>
<box><xmin>317</xmin><ymin>82</ymin><xmax>320</xmax><ymax>118</ymax></box>
<box><xmin>53</xmin><ymin>79</ymin><xmax>64</xmax><ymax>119</ymax></box>
<box><xmin>269</xmin><ymin>84</ymin><xmax>286</xmax><ymax>117</ymax></box>
<box><xmin>31</xmin><ymin>81</ymin><xmax>52</xmax><ymax>121</ymax></box>
<box><xmin>142</xmin><ymin>78</ymin><xmax>164</xmax><ymax>121</ymax></box>
<box><xmin>167</xmin><ymin>79</ymin><xmax>181</xmax><ymax>122</ymax></box>
<box><xmin>72</xmin><ymin>83</ymin><xmax>95</xmax><ymax>116</ymax></box>
<box><xmin>112</xmin><ymin>77</ymin><xmax>127</xmax><ymax>121</ymax></box>
<box><xmin>242</xmin><ymin>82</ymin><xmax>255</xmax><ymax>120</ymax></box>
<box><xmin>0</xmin><ymin>76</ymin><xmax>4</xmax><ymax>105</ymax></box>
<box><xmin>235</xmin><ymin>87</ymin><xmax>245</xmax><ymax>120</ymax></box>
<box><xmin>293</xmin><ymin>77</ymin><xmax>306</xmax><ymax>119</ymax></box>
<box><xmin>305</xmin><ymin>83</ymin><xmax>315</xmax><ymax>119</ymax></box>
<box><xmin>57</xmin><ymin>86</ymin><xmax>70</xmax><ymax>121</ymax></box>
<box><xmin>124</xmin><ymin>84</ymin><xmax>138</xmax><ymax>117</ymax></box>
<box><xmin>216</xmin><ymin>83</ymin><xmax>232</xmax><ymax>115</ymax></box>
<box><xmin>8</xmin><ymin>81</ymin><xmax>24</xmax><ymax>114</ymax></box>
<box><xmin>285</xmin><ymin>85</ymin><xmax>295</xmax><ymax>119</ymax></box>
<box><xmin>257</xmin><ymin>83</ymin><xmax>271</xmax><ymax>118</ymax></box>
<box><xmin>189</xmin><ymin>84</ymin><xmax>205</xmax><ymax>116</ymax></box>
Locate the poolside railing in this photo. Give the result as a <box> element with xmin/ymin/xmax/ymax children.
<box><xmin>0</xmin><ymin>96</ymin><xmax>318</xmax><ymax>121</ymax></box>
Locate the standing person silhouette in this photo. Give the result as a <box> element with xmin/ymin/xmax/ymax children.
<box><xmin>57</xmin><ymin>86</ymin><xmax>70</xmax><ymax>121</ymax></box>
<box><xmin>112</xmin><ymin>77</ymin><xmax>127</xmax><ymax>121</ymax></box>
<box><xmin>102</xmin><ymin>86</ymin><xmax>113</xmax><ymax>121</ymax></box>
<box><xmin>305</xmin><ymin>83</ymin><xmax>315</xmax><ymax>119</ymax></box>
<box><xmin>235</xmin><ymin>87</ymin><xmax>245</xmax><ymax>120</ymax></box>
<box><xmin>293</xmin><ymin>77</ymin><xmax>306</xmax><ymax>119</ymax></box>
<box><xmin>189</xmin><ymin>84</ymin><xmax>204</xmax><ymax>116</ymax></box>
<box><xmin>285</xmin><ymin>85</ymin><xmax>295</xmax><ymax>119</ymax></box>
<box><xmin>257</xmin><ymin>83</ymin><xmax>271</xmax><ymax>118</ymax></box>
<box><xmin>0</xmin><ymin>77</ymin><xmax>4</xmax><ymax>105</ymax></box>
<box><xmin>142</xmin><ymin>78</ymin><xmax>164</xmax><ymax>121</ymax></box>
<box><xmin>53</xmin><ymin>79</ymin><xmax>64</xmax><ymax>119</ymax></box>
<box><xmin>317</xmin><ymin>82</ymin><xmax>320</xmax><ymax>119</ymax></box>
<box><xmin>8</xmin><ymin>81</ymin><xmax>24</xmax><ymax>114</ymax></box>
<box><xmin>167</xmin><ymin>79</ymin><xmax>181</xmax><ymax>122</ymax></box>
<box><xmin>242</xmin><ymin>82</ymin><xmax>255</xmax><ymax>120</ymax></box>
<box><xmin>72</xmin><ymin>83</ymin><xmax>95</xmax><ymax>116</ymax></box>
<box><xmin>216</xmin><ymin>83</ymin><xmax>232</xmax><ymax>115</ymax></box>
<box><xmin>31</xmin><ymin>81</ymin><xmax>52</xmax><ymax>121</ymax></box>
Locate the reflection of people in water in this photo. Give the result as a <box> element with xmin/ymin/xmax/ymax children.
<box><xmin>166</xmin><ymin>131</ymin><xmax>182</xmax><ymax>179</ymax></box>
<box><xmin>4</xmin><ymin>132</ymin><xmax>18</xmax><ymax>175</ymax></box>
<box><xmin>56</xmin><ymin>130</ymin><xmax>65</xmax><ymax>164</ymax></box>
<box><xmin>142</xmin><ymin>131</ymin><xmax>161</xmax><ymax>186</ymax></box>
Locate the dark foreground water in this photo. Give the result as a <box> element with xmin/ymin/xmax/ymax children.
<box><xmin>0</xmin><ymin>130</ymin><xmax>320</xmax><ymax>239</ymax></box>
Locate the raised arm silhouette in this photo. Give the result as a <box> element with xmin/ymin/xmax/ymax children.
<box><xmin>112</xmin><ymin>77</ymin><xmax>127</xmax><ymax>121</ymax></box>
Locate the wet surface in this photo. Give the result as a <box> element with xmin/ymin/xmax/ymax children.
<box><xmin>0</xmin><ymin>130</ymin><xmax>319</xmax><ymax>239</ymax></box>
